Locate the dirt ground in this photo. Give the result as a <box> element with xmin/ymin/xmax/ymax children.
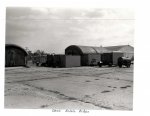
<box><xmin>4</xmin><ymin>65</ymin><xmax>133</xmax><ymax>110</ymax></box>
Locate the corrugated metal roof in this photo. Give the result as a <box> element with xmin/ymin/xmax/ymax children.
<box><xmin>65</xmin><ymin>45</ymin><xmax>110</xmax><ymax>54</ymax></box>
<box><xmin>6</xmin><ymin>44</ymin><xmax>28</xmax><ymax>55</ymax></box>
<box><xmin>104</xmin><ymin>45</ymin><xmax>133</xmax><ymax>51</ymax></box>
<box><xmin>92</xmin><ymin>47</ymin><xmax>111</xmax><ymax>53</ymax></box>
<box><xmin>76</xmin><ymin>45</ymin><xmax>97</xmax><ymax>54</ymax></box>
<box><xmin>65</xmin><ymin>45</ymin><xmax>134</xmax><ymax>55</ymax></box>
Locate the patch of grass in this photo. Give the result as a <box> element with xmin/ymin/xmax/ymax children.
<box><xmin>101</xmin><ymin>90</ymin><xmax>111</xmax><ymax>93</ymax></box>
<box><xmin>100</xmin><ymin>106</ymin><xmax>112</xmax><ymax>109</ymax></box>
<box><xmin>84</xmin><ymin>101</ymin><xmax>91</xmax><ymax>104</ymax></box>
<box><xmin>53</xmin><ymin>91</ymin><xmax>60</xmax><ymax>94</ymax></box>
<box><xmin>120</xmin><ymin>85</ymin><xmax>131</xmax><ymax>89</ymax></box>
<box><xmin>59</xmin><ymin>93</ymin><xmax>65</xmax><ymax>96</ymax></box>
<box><xmin>40</xmin><ymin>104</ymin><xmax>48</xmax><ymax>108</ymax></box>
<box><xmin>23</xmin><ymin>88</ymin><xmax>29</xmax><ymax>90</ymax></box>
<box><xmin>67</xmin><ymin>97</ymin><xmax>77</xmax><ymax>100</ymax></box>
<box><xmin>85</xmin><ymin>80</ymin><xmax>91</xmax><ymax>82</ymax></box>
<box><xmin>84</xmin><ymin>95</ymin><xmax>91</xmax><ymax>98</ymax></box>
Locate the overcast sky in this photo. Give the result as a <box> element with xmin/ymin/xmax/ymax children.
<box><xmin>6</xmin><ymin>7</ymin><xmax>134</xmax><ymax>54</ymax></box>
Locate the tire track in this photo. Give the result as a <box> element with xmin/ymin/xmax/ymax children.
<box><xmin>21</xmin><ymin>82</ymin><xmax>113</xmax><ymax>110</ymax></box>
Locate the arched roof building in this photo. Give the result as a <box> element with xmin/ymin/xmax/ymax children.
<box><xmin>5</xmin><ymin>44</ymin><xmax>28</xmax><ymax>67</ymax></box>
<box><xmin>65</xmin><ymin>45</ymin><xmax>110</xmax><ymax>55</ymax></box>
<box><xmin>65</xmin><ymin>45</ymin><xmax>134</xmax><ymax>66</ymax></box>
<box><xmin>65</xmin><ymin>45</ymin><xmax>110</xmax><ymax>66</ymax></box>
<box><xmin>104</xmin><ymin>45</ymin><xmax>134</xmax><ymax>58</ymax></box>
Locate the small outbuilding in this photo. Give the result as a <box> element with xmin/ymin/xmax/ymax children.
<box><xmin>101</xmin><ymin>51</ymin><xmax>124</xmax><ymax>66</ymax></box>
<box><xmin>47</xmin><ymin>54</ymin><xmax>81</xmax><ymax>68</ymax></box>
<box><xmin>5</xmin><ymin>44</ymin><xmax>28</xmax><ymax>67</ymax></box>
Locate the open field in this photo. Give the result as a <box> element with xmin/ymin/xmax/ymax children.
<box><xmin>5</xmin><ymin>65</ymin><xmax>133</xmax><ymax>110</ymax></box>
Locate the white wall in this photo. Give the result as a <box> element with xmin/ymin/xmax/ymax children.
<box><xmin>65</xmin><ymin>55</ymin><xmax>81</xmax><ymax>68</ymax></box>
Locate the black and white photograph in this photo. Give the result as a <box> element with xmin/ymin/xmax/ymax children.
<box><xmin>4</xmin><ymin>7</ymin><xmax>134</xmax><ymax>111</ymax></box>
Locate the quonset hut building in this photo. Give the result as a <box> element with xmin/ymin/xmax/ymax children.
<box><xmin>65</xmin><ymin>45</ymin><xmax>134</xmax><ymax>66</ymax></box>
<box><xmin>65</xmin><ymin>45</ymin><xmax>110</xmax><ymax>66</ymax></box>
<box><xmin>5</xmin><ymin>44</ymin><xmax>28</xmax><ymax>67</ymax></box>
<box><xmin>104</xmin><ymin>45</ymin><xmax>134</xmax><ymax>59</ymax></box>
